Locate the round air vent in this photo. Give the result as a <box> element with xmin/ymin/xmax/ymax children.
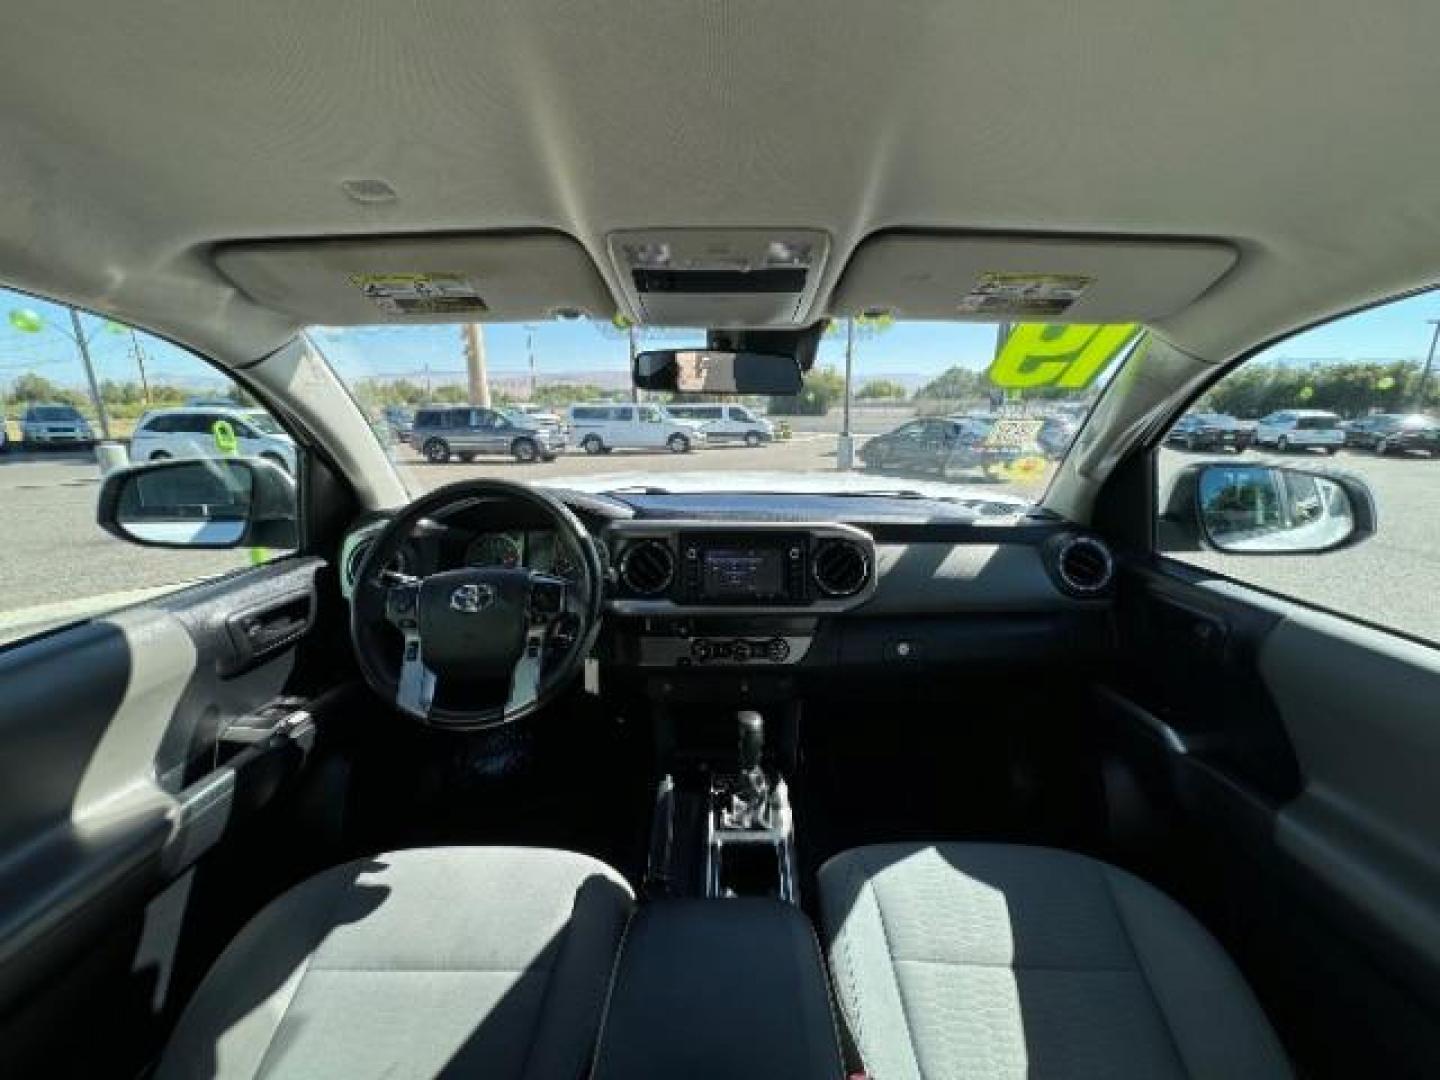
<box><xmin>1055</xmin><ymin>535</ymin><xmax>1114</xmax><ymax>595</ymax></box>
<box><xmin>619</xmin><ymin>539</ymin><xmax>675</xmax><ymax>596</ymax></box>
<box><xmin>812</xmin><ymin>538</ymin><xmax>871</xmax><ymax>598</ymax></box>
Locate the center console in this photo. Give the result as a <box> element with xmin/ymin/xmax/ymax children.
<box><xmin>647</xmin><ymin>708</ymin><xmax>802</xmax><ymax>904</ymax></box>
<box><xmin>591</xmin><ymin>899</ymin><xmax>844</xmax><ymax>1080</ymax></box>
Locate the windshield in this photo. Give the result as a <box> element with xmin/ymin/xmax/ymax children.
<box><xmin>311</xmin><ymin>319</ymin><xmax>1136</xmax><ymax>506</ymax></box>
<box><xmin>242</xmin><ymin>410</ymin><xmax>284</xmax><ymax>435</ymax></box>
<box><xmin>28</xmin><ymin>406</ymin><xmax>81</xmax><ymax>421</ymax></box>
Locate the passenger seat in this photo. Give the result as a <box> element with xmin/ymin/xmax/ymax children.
<box><xmin>818</xmin><ymin>843</ymin><xmax>1290</xmax><ymax>1079</ymax></box>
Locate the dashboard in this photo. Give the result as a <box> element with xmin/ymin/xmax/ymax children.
<box><xmin>339</xmin><ymin>488</ymin><xmax>1119</xmax><ymax>678</ymax></box>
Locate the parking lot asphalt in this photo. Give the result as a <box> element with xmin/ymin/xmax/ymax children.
<box><xmin>2</xmin><ymin>437</ymin><xmax>1437</xmax><ymax>645</ymax></box>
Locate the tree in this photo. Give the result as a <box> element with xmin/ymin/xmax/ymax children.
<box><xmin>915</xmin><ymin>366</ymin><xmax>986</xmax><ymax>401</ymax></box>
<box><xmin>857</xmin><ymin>379</ymin><xmax>907</xmax><ymax>401</ymax></box>
<box><xmin>8</xmin><ymin>372</ymin><xmax>81</xmax><ymax>406</ymax></box>
<box><xmin>768</xmin><ymin>367</ymin><xmax>846</xmax><ymax>416</ymax></box>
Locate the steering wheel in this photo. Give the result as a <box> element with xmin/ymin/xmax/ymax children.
<box><xmin>350</xmin><ymin>479</ymin><xmax>605</xmax><ymax>730</ymax></box>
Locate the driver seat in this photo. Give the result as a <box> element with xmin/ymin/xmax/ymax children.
<box><xmin>155</xmin><ymin>848</ymin><xmax>633</xmax><ymax>1080</ymax></box>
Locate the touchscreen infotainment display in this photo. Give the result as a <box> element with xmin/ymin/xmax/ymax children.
<box><xmin>701</xmin><ymin>548</ymin><xmax>786</xmax><ymax>599</ymax></box>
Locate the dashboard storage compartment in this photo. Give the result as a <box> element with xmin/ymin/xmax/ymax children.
<box><xmin>592</xmin><ymin>899</ymin><xmax>843</xmax><ymax>1080</ymax></box>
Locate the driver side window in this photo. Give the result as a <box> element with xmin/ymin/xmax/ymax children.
<box><xmin>1156</xmin><ymin>288</ymin><xmax>1440</xmax><ymax>643</ymax></box>
<box><xmin>0</xmin><ymin>286</ymin><xmax>297</xmax><ymax>646</ymax></box>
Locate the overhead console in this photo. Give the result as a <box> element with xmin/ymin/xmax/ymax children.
<box><xmin>605</xmin><ymin>522</ymin><xmax>875</xmax><ymax>615</ymax></box>
<box><xmin>607</xmin><ymin>229</ymin><xmax>831</xmax><ymax>327</ymax></box>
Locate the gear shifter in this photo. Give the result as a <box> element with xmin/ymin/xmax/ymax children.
<box><xmin>727</xmin><ymin>710</ymin><xmax>772</xmax><ymax>830</ymax></box>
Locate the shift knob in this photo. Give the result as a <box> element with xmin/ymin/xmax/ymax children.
<box><xmin>737</xmin><ymin>710</ymin><xmax>764</xmax><ymax>771</ymax></box>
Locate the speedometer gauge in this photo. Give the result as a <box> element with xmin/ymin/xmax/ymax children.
<box><xmin>465</xmin><ymin>532</ymin><xmax>522</xmax><ymax>568</ymax></box>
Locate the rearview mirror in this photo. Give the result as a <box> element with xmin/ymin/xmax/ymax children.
<box><xmin>97</xmin><ymin>457</ymin><xmax>299</xmax><ymax>550</ymax></box>
<box><xmin>1160</xmin><ymin>462</ymin><xmax>1376</xmax><ymax>554</ymax></box>
<box><xmin>632</xmin><ymin>349</ymin><xmax>803</xmax><ymax>395</ymax></box>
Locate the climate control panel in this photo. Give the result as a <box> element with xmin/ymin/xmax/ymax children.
<box><xmin>689</xmin><ymin>636</ymin><xmax>792</xmax><ymax>664</ymax></box>
<box><xmin>631</xmin><ymin>616</ymin><xmax>817</xmax><ymax>668</ymax></box>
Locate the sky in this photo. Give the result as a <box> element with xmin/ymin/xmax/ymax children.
<box><xmin>4</xmin><ymin>285</ymin><xmax>1440</xmax><ymax>393</ymax></box>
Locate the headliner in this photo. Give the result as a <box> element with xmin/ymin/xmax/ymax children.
<box><xmin>3</xmin><ymin>0</ymin><xmax>1439</xmax><ymax>366</ymax></box>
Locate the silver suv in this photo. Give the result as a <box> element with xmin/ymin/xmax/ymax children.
<box><xmin>411</xmin><ymin>405</ymin><xmax>566</xmax><ymax>464</ymax></box>
<box><xmin>21</xmin><ymin>403</ymin><xmax>95</xmax><ymax>449</ymax></box>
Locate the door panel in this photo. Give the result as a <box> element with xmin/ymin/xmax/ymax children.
<box><xmin>0</xmin><ymin>558</ymin><xmax>328</xmax><ymax>1073</ymax></box>
<box><xmin>1102</xmin><ymin>562</ymin><xmax>1440</xmax><ymax>1074</ymax></box>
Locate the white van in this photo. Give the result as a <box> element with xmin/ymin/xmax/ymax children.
<box><xmin>1253</xmin><ymin>409</ymin><xmax>1345</xmax><ymax>454</ymax></box>
<box><xmin>130</xmin><ymin>406</ymin><xmax>297</xmax><ymax>473</ymax></box>
<box><xmin>664</xmin><ymin>403</ymin><xmax>774</xmax><ymax>446</ymax></box>
<box><xmin>566</xmin><ymin>403</ymin><xmax>707</xmax><ymax>454</ymax></box>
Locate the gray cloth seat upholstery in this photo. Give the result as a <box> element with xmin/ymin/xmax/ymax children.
<box><xmin>156</xmin><ymin>847</ymin><xmax>632</xmax><ymax>1080</ymax></box>
<box><xmin>818</xmin><ymin>843</ymin><xmax>1291</xmax><ymax>1080</ymax></box>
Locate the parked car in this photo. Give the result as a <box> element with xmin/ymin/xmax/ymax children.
<box><xmin>20</xmin><ymin>403</ymin><xmax>95</xmax><ymax>449</ymax></box>
<box><xmin>861</xmin><ymin>414</ymin><xmax>1044</xmax><ymax>477</ymax></box>
<box><xmin>508</xmin><ymin>403</ymin><xmax>566</xmax><ymax>430</ymax></box>
<box><xmin>500</xmin><ymin>405</ymin><xmax>566</xmax><ymax>442</ymax></box>
<box><xmin>565</xmin><ymin>403</ymin><xmax>707</xmax><ymax>453</ymax></box>
<box><xmin>411</xmin><ymin>404</ymin><xmax>566</xmax><ymax>463</ymax></box>
<box><xmin>1343</xmin><ymin>413</ymin><xmax>1440</xmax><ymax>456</ymax></box>
<box><xmin>664</xmin><ymin>403</ymin><xmax>774</xmax><ymax>445</ymax></box>
<box><xmin>381</xmin><ymin>406</ymin><xmax>414</xmax><ymax>443</ymax></box>
<box><xmin>0</xmin><ymin>416</ymin><xmax>8</xmax><ymax>454</ymax></box>
<box><xmin>1165</xmin><ymin>412</ymin><xmax>1251</xmax><ymax>452</ymax></box>
<box><xmin>130</xmin><ymin>405</ymin><xmax>298</xmax><ymax>472</ymax></box>
<box><xmin>1253</xmin><ymin>409</ymin><xmax>1344</xmax><ymax>453</ymax></box>
<box><xmin>1037</xmin><ymin>414</ymin><xmax>1080</xmax><ymax>458</ymax></box>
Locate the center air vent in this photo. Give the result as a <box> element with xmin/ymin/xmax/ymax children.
<box><xmin>811</xmin><ymin>538</ymin><xmax>871</xmax><ymax>598</ymax></box>
<box><xmin>619</xmin><ymin>540</ymin><xmax>675</xmax><ymax>597</ymax></box>
<box><xmin>1055</xmin><ymin>536</ymin><xmax>1114</xmax><ymax>595</ymax></box>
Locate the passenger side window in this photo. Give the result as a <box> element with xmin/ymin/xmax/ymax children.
<box><xmin>1156</xmin><ymin>288</ymin><xmax>1440</xmax><ymax>643</ymax></box>
<box><xmin>0</xmin><ymin>287</ymin><xmax>298</xmax><ymax>646</ymax></box>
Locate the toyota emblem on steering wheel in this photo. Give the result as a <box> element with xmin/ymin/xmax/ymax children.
<box><xmin>450</xmin><ymin>582</ymin><xmax>496</xmax><ymax>613</ymax></box>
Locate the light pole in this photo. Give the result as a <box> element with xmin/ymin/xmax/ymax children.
<box><xmin>1416</xmin><ymin>319</ymin><xmax>1440</xmax><ymax>410</ymax></box>
<box><xmin>7</xmin><ymin>306</ymin><xmax>113</xmax><ymax>440</ymax></box>
<box><xmin>837</xmin><ymin>317</ymin><xmax>855</xmax><ymax>470</ymax></box>
<box><xmin>525</xmin><ymin>324</ymin><xmax>537</xmax><ymax>400</ymax></box>
<box><xmin>129</xmin><ymin>329</ymin><xmax>151</xmax><ymax>404</ymax></box>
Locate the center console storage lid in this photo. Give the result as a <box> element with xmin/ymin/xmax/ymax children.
<box><xmin>592</xmin><ymin>899</ymin><xmax>843</xmax><ymax>1080</ymax></box>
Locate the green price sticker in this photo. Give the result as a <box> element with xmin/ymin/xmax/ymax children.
<box><xmin>210</xmin><ymin>419</ymin><xmax>238</xmax><ymax>456</ymax></box>
<box><xmin>988</xmin><ymin>324</ymin><xmax>1143</xmax><ymax>391</ymax></box>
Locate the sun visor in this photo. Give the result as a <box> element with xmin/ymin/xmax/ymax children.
<box><xmin>831</xmin><ymin>232</ymin><xmax>1237</xmax><ymax>323</ymax></box>
<box><xmin>213</xmin><ymin>233</ymin><xmax>615</xmax><ymax>324</ymax></box>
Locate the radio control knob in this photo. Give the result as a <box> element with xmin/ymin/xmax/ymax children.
<box><xmin>767</xmin><ymin>637</ymin><xmax>791</xmax><ymax>662</ymax></box>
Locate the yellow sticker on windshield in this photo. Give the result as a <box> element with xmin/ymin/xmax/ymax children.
<box><xmin>987</xmin><ymin>323</ymin><xmax>1142</xmax><ymax>390</ymax></box>
<box><xmin>348</xmin><ymin>273</ymin><xmax>487</xmax><ymax>315</ymax></box>
<box><xmin>958</xmin><ymin>273</ymin><xmax>1092</xmax><ymax>317</ymax></box>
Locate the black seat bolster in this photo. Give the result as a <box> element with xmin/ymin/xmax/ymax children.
<box><xmin>591</xmin><ymin>898</ymin><xmax>844</xmax><ymax>1080</ymax></box>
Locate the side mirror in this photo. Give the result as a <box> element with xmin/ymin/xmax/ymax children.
<box><xmin>1160</xmin><ymin>462</ymin><xmax>1376</xmax><ymax>554</ymax></box>
<box><xmin>633</xmin><ymin>349</ymin><xmax>803</xmax><ymax>395</ymax></box>
<box><xmin>97</xmin><ymin>457</ymin><xmax>298</xmax><ymax>550</ymax></box>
